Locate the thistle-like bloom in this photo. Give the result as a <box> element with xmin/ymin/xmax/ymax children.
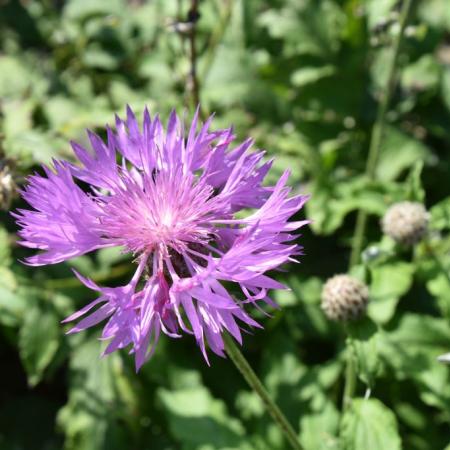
<box><xmin>15</xmin><ymin>107</ymin><xmax>308</xmax><ymax>370</ymax></box>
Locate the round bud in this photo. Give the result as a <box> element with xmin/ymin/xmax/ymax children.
<box><xmin>381</xmin><ymin>201</ymin><xmax>429</xmax><ymax>246</ymax></box>
<box><xmin>321</xmin><ymin>274</ymin><xmax>369</xmax><ymax>322</ymax></box>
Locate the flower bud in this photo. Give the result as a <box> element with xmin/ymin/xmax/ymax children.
<box><xmin>321</xmin><ymin>274</ymin><xmax>369</xmax><ymax>322</ymax></box>
<box><xmin>382</xmin><ymin>201</ymin><xmax>429</xmax><ymax>246</ymax></box>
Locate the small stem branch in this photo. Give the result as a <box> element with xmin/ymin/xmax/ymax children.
<box><xmin>224</xmin><ymin>334</ymin><xmax>303</xmax><ymax>450</ymax></box>
<box><xmin>188</xmin><ymin>0</ymin><xmax>200</xmax><ymax>112</ymax></box>
<box><xmin>349</xmin><ymin>0</ymin><xmax>414</xmax><ymax>268</ymax></box>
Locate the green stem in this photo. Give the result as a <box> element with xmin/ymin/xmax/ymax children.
<box><xmin>188</xmin><ymin>0</ymin><xmax>201</xmax><ymax>112</ymax></box>
<box><xmin>342</xmin><ymin>340</ymin><xmax>356</xmax><ymax>410</ymax></box>
<box><xmin>425</xmin><ymin>240</ymin><xmax>450</xmax><ymax>318</ymax></box>
<box><xmin>345</xmin><ymin>0</ymin><xmax>415</xmax><ymax>411</ymax></box>
<box><xmin>200</xmin><ymin>0</ymin><xmax>233</xmax><ymax>82</ymax></box>
<box><xmin>349</xmin><ymin>0</ymin><xmax>414</xmax><ymax>268</ymax></box>
<box><xmin>224</xmin><ymin>334</ymin><xmax>303</xmax><ymax>450</ymax></box>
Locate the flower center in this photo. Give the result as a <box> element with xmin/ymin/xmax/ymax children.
<box><xmin>100</xmin><ymin>167</ymin><xmax>224</xmax><ymax>262</ymax></box>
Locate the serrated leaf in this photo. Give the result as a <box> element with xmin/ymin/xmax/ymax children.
<box><xmin>19</xmin><ymin>303</ymin><xmax>60</xmax><ymax>386</ymax></box>
<box><xmin>341</xmin><ymin>399</ymin><xmax>401</xmax><ymax>450</ymax></box>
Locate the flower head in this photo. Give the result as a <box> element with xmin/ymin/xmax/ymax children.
<box><xmin>321</xmin><ymin>274</ymin><xmax>369</xmax><ymax>322</ymax></box>
<box><xmin>381</xmin><ymin>201</ymin><xmax>429</xmax><ymax>246</ymax></box>
<box><xmin>15</xmin><ymin>107</ymin><xmax>308</xmax><ymax>370</ymax></box>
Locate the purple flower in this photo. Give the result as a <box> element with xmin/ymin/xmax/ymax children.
<box><xmin>14</xmin><ymin>107</ymin><xmax>308</xmax><ymax>370</ymax></box>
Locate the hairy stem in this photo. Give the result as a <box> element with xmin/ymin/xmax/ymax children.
<box><xmin>224</xmin><ymin>334</ymin><xmax>303</xmax><ymax>450</ymax></box>
<box><xmin>349</xmin><ymin>0</ymin><xmax>414</xmax><ymax>268</ymax></box>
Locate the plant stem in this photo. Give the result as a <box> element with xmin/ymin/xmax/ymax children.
<box><xmin>188</xmin><ymin>0</ymin><xmax>201</xmax><ymax>113</ymax></box>
<box><xmin>200</xmin><ymin>0</ymin><xmax>233</xmax><ymax>82</ymax></box>
<box><xmin>349</xmin><ymin>0</ymin><xmax>414</xmax><ymax>268</ymax></box>
<box><xmin>344</xmin><ymin>0</ymin><xmax>415</xmax><ymax>411</ymax></box>
<box><xmin>224</xmin><ymin>334</ymin><xmax>303</xmax><ymax>450</ymax></box>
<box><xmin>342</xmin><ymin>339</ymin><xmax>356</xmax><ymax>409</ymax></box>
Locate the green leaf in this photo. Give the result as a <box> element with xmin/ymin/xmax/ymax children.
<box><xmin>442</xmin><ymin>68</ymin><xmax>450</xmax><ymax>113</ymax></box>
<box><xmin>418</xmin><ymin>0</ymin><xmax>450</xmax><ymax>30</ymax></box>
<box><xmin>341</xmin><ymin>398</ymin><xmax>401</xmax><ymax>450</ymax></box>
<box><xmin>365</xmin><ymin>0</ymin><xmax>397</xmax><ymax>30</ymax></box>
<box><xmin>19</xmin><ymin>302</ymin><xmax>60</xmax><ymax>386</ymax></box>
<box><xmin>57</xmin><ymin>339</ymin><xmax>130</xmax><ymax>450</ymax></box>
<box><xmin>307</xmin><ymin>177</ymin><xmax>391</xmax><ymax>235</ymax></box>
<box><xmin>158</xmin><ymin>385</ymin><xmax>245</xmax><ymax>450</ymax></box>
<box><xmin>291</xmin><ymin>66</ymin><xmax>336</xmax><ymax>88</ymax></box>
<box><xmin>64</xmin><ymin>0</ymin><xmax>124</xmax><ymax>20</ymax></box>
<box><xmin>0</xmin><ymin>56</ymin><xmax>31</xmax><ymax>98</ymax></box>
<box><xmin>96</xmin><ymin>246</ymin><xmax>129</xmax><ymax>269</ymax></box>
<box><xmin>379</xmin><ymin>314</ymin><xmax>450</xmax><ymax>379</ymax></box>
<box><xmin>430</xmin><ymin>197</ymin><xmax>450</xmax><ymax>230</ymax></box>
<box><xmin>299</xmin><ymin>402</ymin><xmax>340</xmax><ymax>450</ymax></box>
<box><xmin>262</xmin><ymin>333</ymin><xmax>341</xmax><ymax>416</ymax></box>
<box><xmin>83</xmin><ymin>45</ymin><xmax>120</xmax><ymax>70</ymax></box>
<box><xmin>4</xmin><ymin>129</ymin><xmax>69</xmax><ymax>166</ymax></box>
<box><xmin>0</xmin><ymin>270</ymin><xmax>28</xmax><ymax>327</ymax></box>
<box><xmin>257</xmin><ymin>1</ymin><xmax>345</xmax><ymax>58</ymax></box>
<box><xmin>347</xmin><ymin>318</ymin><xmax>382</xmax><ymax>387</ymax></box>
<box><xmin>0</xmin><ymin>226</ymin><xmax>11</xmax><ymax>266</ymax></box>
<box><xmin>376</xmin><ymin>126</ymin><xmax>430</xmax><ymax>182</ymax></box>
<box><xmin>427</xmin><ymin>271</ymin><xmax>450</xmax><ymax>319</ymax></box>
<box><xmin>405</xmin><ymin>161</ymin><xmax>425</xmax><ymax>203</ymax></box>
<box><xmin>368</xmin><ymin>262</ymin><xmax>414</xmax><ymax>324</ymax></box>
<box><xmin>402</xmin><ymin>55</ymin><xmax>441</xmax><ymax>93</ymax></box>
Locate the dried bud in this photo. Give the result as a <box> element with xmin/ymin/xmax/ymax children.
<box><xmin>321</xmin><ymin>275</ymin><xmax>369</xmax><ymax>322</ymax></box>
<box><xmin>0</xmin><ymin>161</ymin><xmax>17</xmax><ymax>210</ymax></box>
<box><xmin>381</xmin><ymin>201</ymin><xmax>429</xmax><ymax>246</ymax></box>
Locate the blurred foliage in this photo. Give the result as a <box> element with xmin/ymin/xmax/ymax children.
<box><xmin>0</xmin><ymin>0</ymin><xmax>450</xmax><ymax>449</ymax></box>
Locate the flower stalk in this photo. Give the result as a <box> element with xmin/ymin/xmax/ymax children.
<box><xmin>183</xmin><ymin>4</ymin><xmax>303</xmax><ymax>446</ymax></box>
<box><xmin>344</xmin><ymin>0</ymin><xmax>415</xmax><ymax>411</ymax></box>
<box><xmin>349</xmin><ymin>0</ymin><xmax>415</xmax><ymax>268</ymax></box>
<box><xmin>188</xmin><ymin>0</ymin><xmax>201</xmax><ymax>112</ymax></box>
<box><xmin>224</xmin><ymin>334</ymin><xmax>303</xmax><ymax>450</ymax></box>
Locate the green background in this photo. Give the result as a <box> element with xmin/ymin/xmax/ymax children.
<box><xmin>0</xmin><ymin>1</ymin><xmax>450</xmax><ymax>449</ymax></box>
